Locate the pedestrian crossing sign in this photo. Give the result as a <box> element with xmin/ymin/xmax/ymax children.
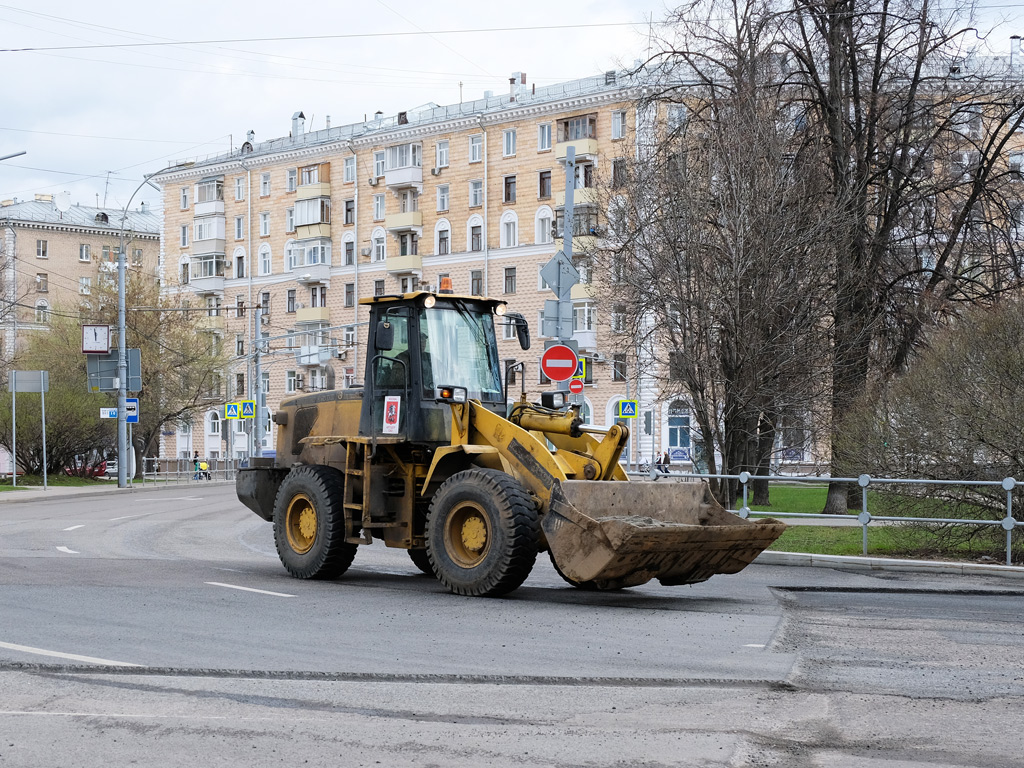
<box><xmin>240</xmin><ymin>400</ymin><xmax>255</xmax><ymax>418</ymax></box>
<box><xmin>225</xmin><ymin>402</ymin><xmax>240</xmax><ymax>419</ymax></box>
<box><xmin>616</xmin><ymin>400</ymin><xmax>638</xmax><ymax>418</ymax></box>
<box><xmin>573</xmin><ymin>357</ymin><xmax>586</xmax><ymax>379</ymax></box>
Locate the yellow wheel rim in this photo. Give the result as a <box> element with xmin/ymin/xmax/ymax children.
<box><xmin>285</xmin><ymin>493</ymin><xmax>318</xmax><ymax>554</ymax></box>
<box><xmin>444</xmin><ymin>501</ymin><xmax>491</xmax><ymax>568</ymax></box>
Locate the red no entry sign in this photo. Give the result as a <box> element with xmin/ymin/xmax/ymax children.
<box><xmin>540</xmin><ymin>344</ymin><xmax>578</xmax><ymax>382</ymax></box>
<box><xmin>568</xmin><ymin>378</ymin><xmax>584</xmax><ymax>394</ymax></box>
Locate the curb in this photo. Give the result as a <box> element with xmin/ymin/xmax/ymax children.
<box><xmin>757</xmin><ymin>550</ymin><xmax>1024</xmax><ymax>579</ymax></box>
<box><xmin>0</xmin><ymin>480</ymin><xmax>234</xmax><ymax>504</ymax></box>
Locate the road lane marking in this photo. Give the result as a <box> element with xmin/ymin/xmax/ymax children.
<box><xmin>744</xmin><ymin>644</ymin><xmax>766</xmax><ymax>648</ymax></box>
<box><xmin>205</xmin><ymin>582</ymin><xmax>295</xmax><ymax>598</ymax></box>
<box><xmin>109</xmin><ymin>513</ymin><xmax>156</xmax><ymax>521</ymax></box>
<box><xmin>55</xmin><ymin>546</ymin><xmax>79</xmax><ymax>554</ymax></box>
<box><xmin>0</xmin><ymin>641</ymin><xmax>142</xmax><ymax>667</ymax></box>
<box><xmin>63</xmin><ymin>525</ymin><xmax>85</xmax><ymax>531</ymax></box>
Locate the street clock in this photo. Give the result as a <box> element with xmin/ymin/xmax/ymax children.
<box><xmin>82</xmin><ymin>324</ymin><xmax>111</xmax><ymax>354</ymax></box>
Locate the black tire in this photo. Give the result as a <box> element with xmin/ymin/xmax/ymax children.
<box><xmin>426</xmin><ymin>468</ymin><xmax>539</xmax><ymax>597</ymax></box>
<box><xmin>407</xmin><ymin>548</ymin><xmax>434</xmax><ymax>576</ymax></box>
<box><xmin>273</xmin><ymin>465</ymin><xmax>357</xmax><ymax>580</ymax></box>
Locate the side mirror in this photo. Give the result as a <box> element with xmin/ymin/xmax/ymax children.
<box><xmin>507</xmin><ymin>312</ymin><xmax>530</xmax><ymax>350</ymax></box>
<box><xmin>375</xmin><ymin>321</ymin><xmax>394</xmax><ymax>351</ymax></box>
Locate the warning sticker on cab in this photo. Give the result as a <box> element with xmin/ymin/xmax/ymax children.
<box><xmin>383</xmin><ymin>395</ymin><xmax>401</xmax><ymax>434</ymax></box>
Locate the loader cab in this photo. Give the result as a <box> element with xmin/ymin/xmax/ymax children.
<box><xmin>359</xmin><ymin>291</ymin><xmax>514</xmax><ymax>446</ymax></box>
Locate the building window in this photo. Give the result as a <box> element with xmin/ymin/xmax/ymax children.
<box><xmin>536</xmin><ymin>209</ymin><xmax>553</xmax><ymax>244</ymax></box>
<box><xmin>285</xmin><ymin>240</ymin><xmax>299</xmax><ymax>270</ymax></box>
<box><xmin>436</xmin><ymin>140</ymin><xmax>449</xmax><ymax>168</ymax></box>
<box><xmin>295</xmin><ymin>197</ymin><xmax>331</xmax><ymax>226</ymax></box>
<box><xmin>612</xmin><ymin>158</ymin><xmax>627</xmax><ymax>189</ymax></box>
<box><xmin>287</xmin><ymin>289</ymin><xmax>296</xmax><ymax>313</ymax></box>
<box><xmin>310</xmin><ymin>285</ymin><xmax>327</xmax><ymax>307</ymax></box>
<box><xmin>36</xmin><ymin>273</ymin><xmax>48</xmax><ymax>292</ymax></box>
<box><xmin>399</xmin><ymin>233</ymin><xmax>418</xmax><ymax>256</ymax></box>
<box><xmin>194</xmin><ymin>219</ymin><xmax>216</xmax><ymax>241</ymax></box>
<box><xmin>35</xmin><ymin>300</ymin><xmax>49</xmax><ymax>323</ymax></box>
<box><xmin>538</xmin><ymin>123</ymin><xmax>552</xmax><ymax>151</ymax></box>
<box><xmin>180</xmin><ymin>187</ymin><xmax>189</xmax><ymax>209</ymax></box>
<box><xmin>573</xmin><ymin>301</ymin><xmax>595</xmax><ymax>331</ymax></box>
<box><xmin>374</xmin><ymin>151</ymin><xmax>385</xmax><ymax>178</ymax></box>
<box><xmin>503</xmin><ymin>129</ymin><xmax>516</xmax><ymax>157</ymax></box>
<box><xmin>373</xmin><ymin>194</ymin><xmax>385</xmax><ymax>220</ymax></box>
<box><xmin>286</xmin><ymin>207</ymin><xmax>295</xmax><ymax>232</ymax></box>
<box><xmin>197</xmin><ymin>179</ymin><xmax>223</xmax><ymax>203</ymax></box>
<box><xmin>471</xmin><ymin>270</ymin><xmax>483</xmax><ymax>296</ymax></box>
<box><xmin>612</xmin><ymin>109</ymin><xmax>627</xmax><ymax>140</ymax></box>
<box><xmin>343</xmin><ymin>325</ymin><xmax>355</xmax><ymax>348</ymax></box>
<box><xmin>374</xmin><ymin>279</ymin><xmax>385</xmax><ymax>296</ymax></box>
<box><xmin>234</xmin><ymin>372</ymin><xmax>244</xmax><ymax>397</ymax></box>
<box><xmin>180</xmin><ymin>226</ymin><xmax>188</xmax><ymax>247</ymax></box>
<box><xmin>36</xmin><ymin>239</ymin><xmax>48</xmax><ymax>259</ymax></box>
<box><xmin>209</xmin><ymin>411</ymin><xmax>221</xmax><ymax>436</ymax></box>
<box><xmin>560</xmin><ymin>114</ymin><xmax>597</xmax><ymax>141</ymax></box>
<box><xmin>386</xmin><ymin>143</ymin><xmax>421</xmax><ymax>171</ymax></box>
<box><xmin>286</xmin><ymin>370</ymin><xmax>298</xmax><ymax>393</ymax></box>
<box><xmin>132</xmin><ymin>248</ymin><xmax>143</xmax><ymax>265</ymax></box>
<box><xmin>260</xmin><ymin>291</ymin><xmax>270</xmax><ymax>316</ymax></box>
<box><xmin>260</xmin><ymin>172</ymin><xmax>271</xmax><ymax>196</ymax></box>
<box><xmin>502</xmin><ymin>319</ymin><xmax>516</xmax><ymax>341</ymax></box>
<box><xmin>344</xmin><ymin>199</ymin><xmax>355</xmax><ymax>225</ymax></box>
<box><xmin>469</xmin><ymin>180</ymin><xmax>483</xmax><ymax>207</ymax></box>
<box><xmin>503</xmin><ymin>267</ymin><xmax>516</xmax><ymax>294</ymax></box>
<box><xmin>79</xmin><ymin>244</ymin><xmax>91</xmax><ymax>262</ymax></box>
<box><xmin>344</xmin><ymin>156</ymin><xmax>355</xmax><ymax>183</ymax></box>
<box><xmin>611</xmin><ymin>305</ymin><xmax>626</xmax><ymax>333</ymax></box>
<box><xmin>471</xmin><ymin>225</ymin><xmax>482</xmax><ymax>252</ymax></box>
<box><xmin>180</xmin><ymin>260</ymin><xmax>190</xmax><ymax>284</ymax></box>
<box><xmin>286</xmin><ymin>168</ymin><xmax>297</xmax><ymax>192</ymax></box>
<box><xmin>667</xmin><ymin>104</ymin><xmax>687</xmax><ymax>130</ymax></box>
<box><xmin>236</xmin><ymin>295</ymin><xmax>246</xmax><ymax>318</ymax></box>
<box><xmin>373</xmin><ymin>232</ymin><xmax>386</xmax><ymax>262</ymax></box>
<box><xmin>437</xmin><ymin>184</ymin><xmax>449</xmax><ymax>212</ymax></box>
<box><xmin>259</xmin><ymin>212</ymin><xmax>270</xmax><ymax>236</ymax></box>
<box><xmin>501</xmin><ymin>213</ymin><xmax>518</xmax><ymax>248</ymax></box>
<box><xmin>235</xmin><ymin>251</ymin><xmax>246</xmax><ymax>278</ymax></box>
<box><xmin>668</xmin><ymin>400</ymin><xmax>690</xmax><ymax>449</ymax></box>
<box><xmin>235</xmin><ymin>216</ymin><xmax>244</xmax><ymax>240</ymax></box>
<box><xmin>469</xmin><ymin>134</ymin><xmax>482</xmax><ymax>163</ymax></box>
<box><xmin>235</xmin><ymin>177</ymin><xmax>245</xmax><ymax>200</ymax></box>
<box><xmin>613</xmin><ymin>353</ymin><xmax>627</xmax><ymax>382</ymax></box>
<box><xmin>345</xmin><ymin>283</ymin><xmax>355</xmax><ymax>307</ymax></box>
<box><xmin>437</xmin><ymin>227</ymin><xmax>450</xmax><ymax>255</ymax></box>
<box><xmin>503</xmin><ymin>175</ymin><xmax>516</xmax><ymax>203</ymax></box>
<box><xmin>399</xmin><ymin>189</ymin><xmax>418</xmax><ymax>213</ymax></box>
<box><xmin>538</xmin><ymin>170</ymin><xmax>551</xmax><ymax>199</ymax></box>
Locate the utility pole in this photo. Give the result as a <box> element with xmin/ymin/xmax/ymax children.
<box><xmin>559</xmin><ymin>145</ymin><xmax>576</xmax><ymax>399</ymax></box>
<box><xmin>253</xmin><ymin>303</ymin><xmax>263</xmax><ymax>458</ymax></box>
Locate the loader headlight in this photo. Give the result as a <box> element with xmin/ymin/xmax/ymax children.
<box><xmin>436</xmin><ymin>385</ymin><xmax>468</xmax><ymax>404</ymax></box>
<box><xmin>494</xmin><ymin>303</ymin><xmax>507</xmax><ymax>316</ymax></box>
<box><xmin>423</xmin><ymin>295</ymin><xmax>436</xmax><ymax>308</ymax></box>
<box><xmin>540</xmin><ymin>391</ymin><xmax>566</xmax><ymax>409</ymax></box>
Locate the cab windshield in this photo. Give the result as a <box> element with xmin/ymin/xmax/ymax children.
<box><xmin>419</xmin><ymin>304</ymin><xmax>502</xmax><ymax>400</ymax></box>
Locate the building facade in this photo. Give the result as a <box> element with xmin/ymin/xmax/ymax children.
<box><xmin>151</xmin><ymin>72</ymin><xmax>680</xmax><ymax>463</ymax></box>
<box><xmin>1</xmin><ymin>195</ymin><xmax>160</xmax><ymax>358</ymax></box>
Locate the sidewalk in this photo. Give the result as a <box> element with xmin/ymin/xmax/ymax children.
<box><xmin>0</xmin><ymin>479</ymin><xmax>233</xmax><ymax>504</ymax></box>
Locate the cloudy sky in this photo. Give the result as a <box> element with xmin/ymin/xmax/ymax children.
<box><xmin>1</xmin><ymin>0</ymin><xmax>1019</xmax><ymax>213</ymax></box>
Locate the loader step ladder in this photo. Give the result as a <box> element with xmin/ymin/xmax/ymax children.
<box><xmin>343</xmin><ymin>442</ymin><xmax>372</xmax><ymax>545</ymax></box>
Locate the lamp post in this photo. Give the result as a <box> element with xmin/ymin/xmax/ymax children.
<box><xmin>115</xmin><ymin>175</ymin><xmax>159</xmax><ymax>488</ymax></box>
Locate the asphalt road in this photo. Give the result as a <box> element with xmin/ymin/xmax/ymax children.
<box><xmin>0</xmin><ymin>484</ymin><xmax>1021</xmax><ymax>767</ymax></box>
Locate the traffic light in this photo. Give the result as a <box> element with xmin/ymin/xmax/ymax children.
<box><xmin>643</xmin><ymin>410</ymin><xmax>653</xmax><ymax>435</ymax></box>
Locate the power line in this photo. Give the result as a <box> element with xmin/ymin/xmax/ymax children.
<box><xmin>0</xmin><ymin>126</ymin><xmax>218</xmax><ymax>144</ymax></box>
<box><xmin>0</xmin><ymin>21</ymin><xmax>652</xmax><ymax>53</ymax></box>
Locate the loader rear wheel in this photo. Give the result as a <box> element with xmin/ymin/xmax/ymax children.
<box><xmin>273</xmin><ymin>465</ymin><xmax>357</xmax><ymax>580</ymax></box>
<box><xmin>407</xmin><ymin>548</ymin><xmax>433</xmax><ymax>576</ymax></box>
<box><xmin>426</xmin><ymin>469</ymin><xmax>539</xmax><ymax>597</ymax></box>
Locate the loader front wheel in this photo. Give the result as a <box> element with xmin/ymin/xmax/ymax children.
<box><xmin>426</xmin><ymin>469</ymin><xmax>539</xmax><ymax>597</ymax></box>
<box><xmin>273</xmin><ymin>465</ymin><xmax>357</xmax><ymax>580</ymax></box>
<box><xmin>407</xmin><ymin>548</ymin><xmax>434</xmax><ymax>576</ymax></box>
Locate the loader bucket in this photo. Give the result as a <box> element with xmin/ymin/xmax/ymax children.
<box><xmin>542</xmin><ymin>479</ymin><xmax>785</xmax><ymax>590</ymax></box>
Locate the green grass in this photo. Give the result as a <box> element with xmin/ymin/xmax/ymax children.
<box><xmin>0</xmin><ymin>474</ymin><xmax>112</xmax><ymax>491</ymax></box>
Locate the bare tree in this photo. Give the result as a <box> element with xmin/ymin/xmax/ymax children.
<box><xmin>601</xmin><ymin>0</ymin><xmax>838</xmax><ymax>503</ymax></box>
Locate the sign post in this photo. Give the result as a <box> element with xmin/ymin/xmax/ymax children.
<box><xmin>8</xmin><ymin>371</ymin><xmax>50</xmax><ymax>490</ymax></box>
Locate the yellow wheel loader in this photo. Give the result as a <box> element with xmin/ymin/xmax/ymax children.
<box><xmin>236</xmin><ymin>291</ymin><xmax>784</xmax><ymax>597</ymax></box>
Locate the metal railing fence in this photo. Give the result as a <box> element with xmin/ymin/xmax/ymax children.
<box><xmin>141</xmin><ymin>456</ymin><xmax>240</xmax><ymax>485</ymax></box>
<box><xmin>627</xmin><ymin>469</ymin><xmax>1022</xmax><ymax>565</ymax></box>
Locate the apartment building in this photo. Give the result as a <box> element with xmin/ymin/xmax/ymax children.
<box><xmin>151</xmin><ymin>71</ymin><xmax>675</xmax><ymax>462</ymax></box>
<box><xmin>1</xmin><ymin>195</ymin><xmax>160</xmax><ymax>359</ymax></box>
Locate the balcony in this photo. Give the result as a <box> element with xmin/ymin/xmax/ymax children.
<box><xmin>555</xmin><ymin>234</ymin><xmax>597</xmax><ymax>254</ymax></box>
<box><xmin>197</xmin><ymin>315</ymin><xmax>225</xmax><ymax>332</ymax></box>
<box><xmin>385</xmin><ymin>210</ymin><xmax>422</xmax><ymax>232</ymax></box>
<box><xmin>295</xmin><ymin>222</ymin><xmax>330</xmax><ymax>240</ymax></box>
<box><xmin>556</xmin><ymin>138</ymin><xmax>599</xmax><ymax>161</ymax></box>
<box><xmin>297</xmin><ymin>181</ymin><xmax>331</xmax><ymax>200</ymax></box>
<box><xmin>293</xmin><ymin>263</ymin><xmax>332</xmax><ymax>285</ymax></box>
<box><xmin>295</xmin><ymin>306</ymin><xmax>330</xmax><ymax>324</ymax></box>
<box><xmin>295</xmin><ymin>343</ymin><xmax>338</xmax><ymax>367</ymax></box>
<box><xmin>194</xmin><ymin>199</ymin><xmax>224</xmax><ymax>217</ymax></box>
<box><xmin>555</xmin><ymin>187</ymin><xmax>599</xmax><ymax>207</ymax></box>
<box><xmin>387</xmin><ymin>253</ymin><xmax>422</xmax><ymax>274</ymax></box>
<box><xmin>572</xmin><ymin>329</ymin><xmax>597</xmax><ymax>351</ymax></box>
<box><xmin>190</xmin><ymin>275</ymin><xmax>225</xmax><ymax>294</ymax></box>
<box><xmin>570</xmin><ymin>282</ymin><xmax>593</xmax><ymax>300</ymax></box>
<box><xmin>385</xmin><ymin>165</ymin><xmax>423</xmax><ymax>189</ymax></box>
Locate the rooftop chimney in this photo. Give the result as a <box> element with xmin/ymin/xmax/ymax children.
<box><xmin>374</xmin><ymin>110</ymin><xmax>383</xmax><ymax>121</ymax></box>
<box><xmin>1012</xmin><ymin>36</ymin><xmax>1021</xmax><ymax>72</ymax></box>
<box><xmin>246</xmin><ymin>129</ymin><xmax>255</xmax><ymax>143</ymax></box>
<box><xmin>291</xmin><ymin>111</ymin><xmax>305</xmax><ymax>138</ymax></box>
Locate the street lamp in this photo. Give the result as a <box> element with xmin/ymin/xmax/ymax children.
<box><xmin>116</xmin><ymin>175</ymin><xmax>159</xmax><ymax>488</ymax></box>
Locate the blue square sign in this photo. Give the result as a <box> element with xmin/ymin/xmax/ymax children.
<box><xmin>617</xmin><ymin>400</ymin><xmax>638</xmax><ymax>418</ymax></box>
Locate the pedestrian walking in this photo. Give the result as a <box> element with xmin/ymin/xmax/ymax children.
<box><xmin>193</xmin><ymin>451</ymin><xmax>200</xmax><ymax>481</ymax></box>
